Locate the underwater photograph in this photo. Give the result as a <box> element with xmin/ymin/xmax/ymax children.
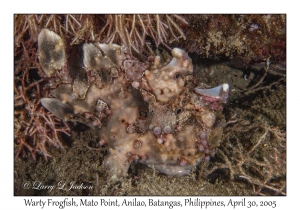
<box><xmin>14</xmin><ymin>14</ymin><xmax>286</xmax><ymax>196</ymax></box>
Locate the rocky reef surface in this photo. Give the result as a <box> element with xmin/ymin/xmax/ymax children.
<box><xmin>39</xmin><ymin>29</ymin><xmax>229</xmax><ymax>180</ymax></box>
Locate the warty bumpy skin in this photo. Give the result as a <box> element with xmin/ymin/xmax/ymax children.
<box><xmin>39</xmin><ymin>29</ymin><xmax>229</xmax><ymax>181</ymax></box>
